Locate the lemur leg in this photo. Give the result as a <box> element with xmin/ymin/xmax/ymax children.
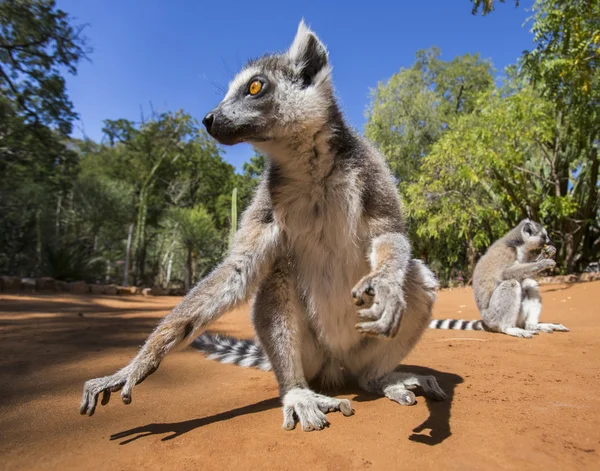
<box><xmin>483</xmin><ymin>280</ymin><xmax>537</xmax><ymax>338</ymax></box>
<box><xmin>252</xmin><ymin>260</ymin><xmax>353</xmax><ymax>432</ymax></box>
<box><xmin>520</xmin><ymin>278</ymin><xmax>569</xmax><ymax>333</ymax></box>
<box><xmin>353</xmin><ymin>259</ymin><xmax>446</xmax><ymax>405</ymax></box>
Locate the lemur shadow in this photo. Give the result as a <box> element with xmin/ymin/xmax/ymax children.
<box><xmin>347</xmin><ymin>365</ymin><xmax>463</xmax><ymax>446</ymax></box>
<box><xmin>110</xmin><ymin>366</ymin><xmax>462</xmax><ymax>446</ymax></box>
<box><xmin>110</xmin><ymin>397</ymin><xmax>281</xmax><ymax>445</ymax></box>
<box><xmin>542</xmin><ymin>283</ymin><xmax>577</xmax><ymax>293</ymax></box>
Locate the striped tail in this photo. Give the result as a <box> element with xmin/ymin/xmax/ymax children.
<box><xmin>191</xmin><ymin>333</ymin><xmax>272</xmax><ymax>371</ymax></box>
<box><xmin>428</xmin><ymin>319</ymin><xmax>485</xmax><ymax>331</ymax></box>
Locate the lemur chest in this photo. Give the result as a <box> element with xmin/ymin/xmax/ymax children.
<box><xmin>275</xmin><ymin>181</ymin><xmax>366</xmax><ymax>272</ymax></box>
<box><xmin>273</xmin><ymin>182</ymin><xmax>370</xmax><ymax>352</ymax></box>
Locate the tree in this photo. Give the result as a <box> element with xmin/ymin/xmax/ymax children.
<box><xmin>242</xmin><ymin>151</ymin><xmax>266</xmax><ymax>180</ymax></box>
<box><xmin>366</xmin><ymin>48</ymin><xmax>494</xmax><ymax>184</ymax></box>
<box><xmin>366</xmin><ymin>49</ymin><xmax>495</xmax><ymax>284</ymax></box>
<box><xmin>0</xmin><ymin>97</ymin><xmax>79</xmax><ymax>276</ymax></box>
<box><xmin>405</xmin><ymin>85</ymin><xmax>559</xmax><ymax>280</ymax></box>
<box><xmin>0</xmin><ymin>0</ymin><xmax>89</xmax><ymax>134</ymax></box>
<box><xmin>100</xmin><ymin>111</ymin><xmax>199</xmax><ymax>284</ymax></box>
<box><xmin>0</xmin><ymin>1</ymin><xmax>87</xmax><ymax>277</ymax></box>
<box><xmin>520</xmin><ymin>0</ymin><xmax>600</xmax><ymax>271</ymax></box>
<box><xmin>167</xmin><ymin>206</ymin><xmax>221</xmax><ymax>291</ymax></box>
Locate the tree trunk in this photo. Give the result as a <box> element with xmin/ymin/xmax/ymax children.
<box><xmin>55</xmin><ymin>193</ymin><xmax>62</xmax><ymax>240</ymax></box>
<box><xmin>35</xmin><ymin>209</ymin><xmax>42</xmax><ymax>275</ymax></box>
<box><xmin>133</xmin><ymin>186</ymin><xmax>149</xmax><ymax>285</ymax></box>
<box><xmin>184</xmin><ymin>246</ymin><xmax>193</xmax><ymax>293</ymax></box>
<box><xmin>466</xmin><ymin>234</ymin><xmax>476</xmax><ymax>284</ymax></box>
<box><xmin>123</xmin><ymin>222</ymin><xmax>134</xmax><ymax>287</ymax></box>
<box><xmin>105</xmin><ymin>259</ymin><xmax>111</xmax><ymax>283</ymax></box>
<box><xmin>166</xmin><ymin>253</ymin><xmax>173</xmax><ymax>287</ymax></box>
<box><xmin>576</xmin><ymin>147</ymin><xmax>599</xmax><ymax>271</ymax></box>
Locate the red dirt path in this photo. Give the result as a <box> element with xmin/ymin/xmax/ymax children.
<box><xmin>1</xmin><ymin>281</ymin><xmax>599</xmax><ymax>470</ymax></box>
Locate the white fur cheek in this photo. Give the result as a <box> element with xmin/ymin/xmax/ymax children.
<box><xmin>275</xmin><ymin>85</ymin><xmax>330</xmax><ymax>130</ymax></box>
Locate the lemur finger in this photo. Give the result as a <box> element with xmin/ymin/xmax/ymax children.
<box><xmin>80</xmin><ymin>380</ymin><xmax>102</xmax><ymax>415</ymax></box>
<box><xmin>80</xmin><ymin>384</ymin><xmax>91</xmax><ymax>415</ymax></box>
<box><xmin>295</xmin><ymin>403</ymin><xmax>328</xmax><ymax>432</ymax></box>
<box><xmin>87</xmin><ymin>390</ymin><xmax>100</xmax><ymax>416</ymax></box>
<box><xmin>357</xmin><ymin>304</ymin><xmax>382</xmax><ymax>321</ymax></box>
<box><xmin>339</xmin><ymin>399</ymin><xmax>354</xmax><ymax>416</ymax></box>
<box><xmin>355</xmin><ymin>320</ymin><xmax>388</xmax><ymax>337</ymax></box>
<box><xmin>121</xmin><ymin>380</ymin><xmax>134</xmax><ymax>405</ymax></box>
<box><xmin>282</xmin><ymin>405</ymin><xmax>296</xmax><ymax>431</ymax></box>
<box><xmin>351</xmin><ymin>278</ymin><xmax>375</xmax><ymax>307</ymax></box>
<box><xmin>101</xmin><ymin>389</ymin><xmax>111</xmax><ymax>406</ymax></box>
<box><xmin>356</xmin><ymin>302</ymin><xmax>402</xmax><ymax>338</ymax></box>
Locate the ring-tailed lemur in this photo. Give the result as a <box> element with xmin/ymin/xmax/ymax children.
<box><xmin>80</xmin><ymin>20</ymin><xmax>446</xmax><ymax>432</ymax></box>
<box><xmin>429</xmin><ymin>219</ymin><xmax>569</xmax><ymax>338</ymax></box>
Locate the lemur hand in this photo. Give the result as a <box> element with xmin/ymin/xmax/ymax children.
<box><xmin>80</xmin><ymin>361</ymin><xmax>158</xmax><ymax>416</ymax></box>
<box><xmin>536</xmin><ymin>258</ymin><xmax>556</xmax><ymax>272</ymax></box>
<box><xmin>536</xmin><ymin>244</ymin><xmax>557</xmax><ymax>261</ymax></box>
<box><xmin>351</xmin><ymin>273</ymin><xmax>406</xmax><ymax>338</ymax></box>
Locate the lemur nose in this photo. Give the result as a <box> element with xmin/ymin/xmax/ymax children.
<box><xmin>202</xmin><ymin>113</ymin><xmax>215</xmax><ymax>133</ymax></box>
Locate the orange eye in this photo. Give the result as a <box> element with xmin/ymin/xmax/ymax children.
<box><xmin>249</xmin><ymin>80</ymin><xmax>262</xmax><ymax>95</ymax></box>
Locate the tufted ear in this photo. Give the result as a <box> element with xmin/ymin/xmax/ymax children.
<box><xmin>523</xmin><ymin>221</ymin><xmax>534</xmax><ymax>236</ymax></box>
<box><xmin>287</xmin><ymin>19</ymin><xmax>329</xmax><ymax>87</ymax></box>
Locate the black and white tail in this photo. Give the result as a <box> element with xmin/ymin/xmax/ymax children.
<box><xmin>191</xmin><ymin>333</ymin><xmax>272</xmax><ymax>371</ymax></box>
<box><xmin>428</xmin><ymin>319</ymin><xmax>485</xmax><ymax>331</ymax></box>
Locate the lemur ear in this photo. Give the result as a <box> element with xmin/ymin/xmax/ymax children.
<box><xmin>287</xmin><ymin>19</ymin><xmax>328</xmax><ymax>87</ymax></box>
<box><xmin>523</xmin><ymin>222</ymin><xmax>534</xmax><ymax>236</ymax></box>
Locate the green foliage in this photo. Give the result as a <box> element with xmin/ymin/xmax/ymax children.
<box><xmin>519</xmin><ymin>0</ymin><xmax>599</xmax><ymax>271</ymax></box>
<box><xmin>405</xmin><ymin>86</ymin><xmax>558</xmax><ymax>279</ymax></box>
<box><xmin>368</xmin><ymin>4</ymin><xmax>599</xmax><ymax>283</ymax></box>
<box><xmin>0</xmin><ymin>0</ymin><xmax>89</xmax><ymax>133</ymax></box>
<box><xmin>166</xmin><ymin>205</ymin><xmax>221</xmax><ymax>291</ymax></box>
<box><xmin>366</xmin><ymin>48</ymin><xmax>494</xmax><ymax>183</ymax></box>
<box><xmin>522</xmin><ymin>0</ymin><xmax>599</xmax><ymax>114</ymax></box>
<box><xmin>1</xmin><ymin>0</ymin><xmax>596</xmax><ymax>290</ymax></box>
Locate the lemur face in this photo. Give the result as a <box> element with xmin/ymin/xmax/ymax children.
<box><xmin>521</xmin><ymin>219</ymin><xmax>551</xmax><ymax>250</ymax></box>
<box><xmin>202</xmin><ymin>21</ymin><xmax>331</xmax><ymax>147</ymax></box>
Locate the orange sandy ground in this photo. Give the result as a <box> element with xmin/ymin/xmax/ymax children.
<box><xmin>0</xmin><ymin>282</ymin><xmax>599</xmax><ymax>470</ymax></box>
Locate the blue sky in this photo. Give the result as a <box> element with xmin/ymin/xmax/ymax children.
<box><xmin>57</xmin><ymin>0</ymin><xmax>535</xmax><ymax>172</ymax></box>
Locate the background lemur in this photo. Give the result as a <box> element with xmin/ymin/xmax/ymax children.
<box><xmin>429</xmin><ymin>219</ymin><xmax>569</xmax><ymax>338</ymax></box>
<box><xmin>80</xmin><ymin>20</ymin><xmax>446</xmax><ymax>432</ymax></box>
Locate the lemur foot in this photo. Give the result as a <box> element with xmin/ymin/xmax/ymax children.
<box><xmin>385</xmin><ymin>385</ymin><xmax>417</xmax><ymax>405</ymax></box>
<box><xmin>504</xmin><ymin>327</ymin><xmax>539</xmax><ymax>338</ymax></box>
<box><xmin>362</xmin><ymin>372</ymin><xmax>447</xmax><ymax>405</ymax></box>
<box><xmin>281</xmin><ymin>388</ymin><xmax>353</xmax><ymax>431</ymax></box>
<box><xmin>529</xmin><ymin>322</ymin><xmax>569</xmax><ymax>333</ymax></box>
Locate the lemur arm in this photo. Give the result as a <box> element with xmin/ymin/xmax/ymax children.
<box><xmin>352</xmin><ymin>232</ymin><xmax>412</xmax><ymax>338</ymax></box>
<box><xmin>80</xmin><ymin>190</ymin><xmax>279</xmax><ymax>416</ymax></box>
<box><xmin>501</xmin><ymin>259</ymin><xmax>555</xmax><ymax>282</ymax></box>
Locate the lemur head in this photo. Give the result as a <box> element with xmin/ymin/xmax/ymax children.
<box><xmin>519</xmin><ymin>219</ymin><xmax>551</xmax><ymax>250</ymax></box>
<box><xmin>202</xmin><ymin>20</ymin><xmax>333</xmax><ymax>146</ymax></box>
